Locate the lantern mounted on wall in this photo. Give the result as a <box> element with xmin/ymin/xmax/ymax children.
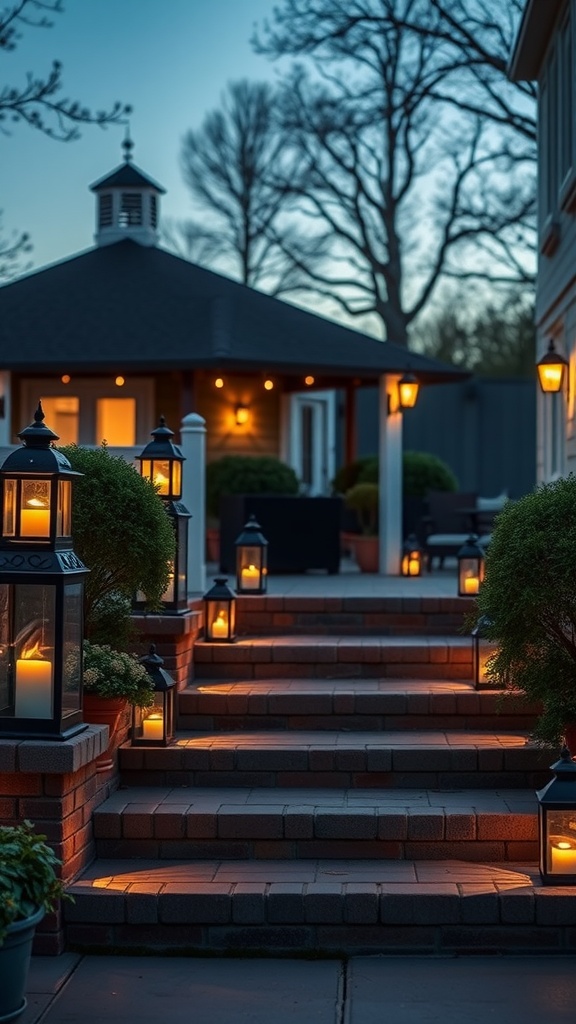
<box><xmin>401</xmin><ymin>534</ymin><xmax>423</xmax><ymax>577</ymax></box>
<box><xmin>537</xmin><ymin>746</ymin><xmax>576</xmax><ymax>885</ymax></box>
<box><xmin>398</xmin><ymin>371</ymin><xmax>420</xmax><ymax>410</ymax></box>
<box><xmin>537</xmin><ymin>340</ymin><xmax>568</xmax><ymax>395</ymax></box>
<box><xmin>235</xmin><ymin>515</ymin><xmax>268</xmax><ymax>594</ymax></box>
<box><xmin>131</xmin><ymin>645</ymin><xmax>176</xmax><ymax>747</ymax></box>
<box><xmin>203</xmin><ymin>577</ymin><xmax>236</xmax><ymax>642</ymax></box>
<box><xmin>0</xmin><ymin>402</ymin><xmax>88</xmax><ymax>740</ymax></box>
<box><xmin>457</xmin><ymin>535</ymin><xmax>485</xmax><ymax>596</ymax></box>
<box><xmin>136</xmin><ymin>417</ymin><xmax>191</xmax><ymax>614</ymax></box>
<box><xmin>471</xmin><ymin>615</ymin><xmax>499</xmax><ymax>690</ymax></box>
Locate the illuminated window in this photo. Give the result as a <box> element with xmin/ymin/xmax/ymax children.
<box><xmin>96</xmin><ymin>398</ymin><xmax>136</xmax><ymax>446</ymax></box>
<box><xmin>39</xmin><ymin>396</ymin><xmax>79</xmax><ymax>446</ymax></box>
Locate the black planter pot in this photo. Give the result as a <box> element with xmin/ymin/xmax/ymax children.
<box><xmin>0</xmin><ymin>907</ymin><xmax>44</xmax><ymax>1022</ymax></box>
<box><xmin>219</xmin><ymin>494</ymin><xmax>343</xmax><ymax>575</ymax></box>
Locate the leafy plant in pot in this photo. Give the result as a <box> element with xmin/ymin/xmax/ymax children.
<box><xmin>0</xmin><ymin>820</ymin><xmax>68</xmax><ymax>1022</ymax></box>
<box><xmin>344</xmin><ymin>483</ymin><xmax>379</xmax><ymax>572</ymax></box>
<box><xmin>82</xmin><ymin>641</ymin><xmax>155</xmax><ymax>772</ymax></box>
<box><xmin>475</xmin><ymin>475</ymin><xmax>576</xmax><ymax>750</ymax></box>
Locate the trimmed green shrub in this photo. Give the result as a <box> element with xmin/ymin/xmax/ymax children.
<box><xmin>476</xmin><ymin>475</ymin><xmax>576</xmax><ymax>747</ymax></box>
<box><xmin>206</xmin><ymin>455</ymin><xmax>300</xmax><ymax>520</ymax></box>
<box><xmin>333</xmin><ymin>451</ymin><xmax>457</xmax><ymax>497</ymax></box>
<box><xmin>344</xmin><ymin>482</ymin><xmax>379</xmax><ymax>535</ymax></box>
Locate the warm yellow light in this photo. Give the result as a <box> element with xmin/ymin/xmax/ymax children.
<box><xmin>235</xmin><ymin>404</ymin><xmax>250</xmax><ymax>426</ymax></box>
<box><xmin>398</xmin><ymin>372</ymin><xmax>419</xmax><ymax>409</ymax></box>
<box><xmin>215</xmin><ymin>377</ymin><xmax>224</xmax><ymax>388</ymax></box>
<box><xmin>305</xmin><ymin>375</ymin><xmax>315</xmax><ymax>386</ymax></box>
<box><xmin>211</xmin><ymin>612</ymin><xmax>228</xmax><ymax>638</ymax></box>
<box><xmin>537</xmin><ymin>341</ymin><xmax>568</xmax><ymax>394</ymax></box>
<box><xmin>115</xmin><ymin>376</ymin><xmax>125</xmax><ymax>387</ymax></box>
<box><xmin>61</xmin><ymin>374</ymin><xmax>71</xmax><ymax>384</ymax></box>
<box><xmin>264</xmin><ymin>379</ymin><xmax>274</xmax><ymax>391</ymax></box>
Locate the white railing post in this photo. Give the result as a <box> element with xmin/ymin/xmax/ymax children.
<box><xmin>180</xmin><ymin>413</ymin><xmax>206</xmax><ymax>596</ymax></box>
<box><xmin>378</xmin><ymin>374</ymin><xmax>403</xmax><ymax>574</ymax></box>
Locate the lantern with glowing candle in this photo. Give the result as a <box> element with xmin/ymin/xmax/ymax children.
<box><xmin>471</xmin><ymin>615</ymin><xmax>500</xmax><ymax>690</ymax></box>
<box><xmin>457</xmin><ymin>534</ymin><xmax>485</xmax><ymax>597</ymax></box>
<box><xmin>203</xmin><ymin>577</ymin><xmax>236</xmax><ymax>642</ymax></box>
<box><xmin>132</xmin><ymin>645</ymin><xmax>176</xmax><ymax>747</ymax></box>
<box><xmin>0</xmin><ymin>403</ymin><xmax>88</xmax><ymax>739</ymax></box>
<box><xmin>135</xmin><ymin>417</ymin><xmax>190</xmax><ymax>614</ymax></box>
<box><xmin>536</xmin><ymin>340</ymin><xmax>568</xmax><ymax>395</ymax></box>
<box><xmin>398</xmin><ymin>371</ymin><xmax>420</xmax><ymax>410</ymax></box>
<box><xmin>537</xmin><ymin>746</ymin><xmax>576</xmax><ymax>885</ymax></box>
<box><xmin>401</xmin><ymin>534</ymin><xmax>423</xmax><ymax>577</ymax></box>
<box><xmin>235</xmin><ymin>515</ymin><xmax>268</xmax><ymax>594</ymax></box>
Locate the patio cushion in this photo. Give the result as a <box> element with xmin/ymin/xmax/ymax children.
<box><xmin>477</xmin><ymin>491</ymin><xmax>508</xmax><ymax>511</ymax></box>
<box><xmin>425</xmin><ymin>533</ymin><xmax>469</xmax><ymax>546</ymax></box>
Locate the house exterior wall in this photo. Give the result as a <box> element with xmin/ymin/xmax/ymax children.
<box><xmin>195</xmin><ymin>372</ymin><xmax>281</xmax><ymax>462</ymax></box>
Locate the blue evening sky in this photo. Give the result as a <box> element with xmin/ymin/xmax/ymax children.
<box><xmin>3</xmin><ymin>0</ymin><xmax>279</xmax><ymax>272</ymax></box>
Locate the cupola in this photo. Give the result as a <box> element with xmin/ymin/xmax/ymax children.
<box><xmin>90</xmin><ymin>134</ymin><xmax>166</xmax><ymax>248</ymax></box>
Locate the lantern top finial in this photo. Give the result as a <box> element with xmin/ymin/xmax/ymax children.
<box><xmin>137</xmin><ymin>416</ymin><xmax>184</xmax><ymax>463</ymax></box>
<box><xmin>17</xmin><ymin>401</ymin><xmax>60</xmax><ymax>448</ymax></box>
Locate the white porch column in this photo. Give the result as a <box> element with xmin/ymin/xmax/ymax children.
<box><xmin>180</xmin><ymin>412</ymin><xmax>206</xmax><ymax>596</ymax></box>
<box><xmin>378</xmin><ymin>374</ymin><xmax>403</xmax><ymax>575</ymax></box>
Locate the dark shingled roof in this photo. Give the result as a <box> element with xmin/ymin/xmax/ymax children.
<box><xmin>90</xmin><ymin>162</ymin><xmax>166</xmax><ymax>193</ymax></box>
<box><xmin>0</xmin><ymin>240</ymin><xmax>467</xmax><ymax>382</ymax></box>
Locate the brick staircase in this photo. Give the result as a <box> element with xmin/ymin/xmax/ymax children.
<box><xmin>65</xmin><ymin>596</ymin><xmax>576</xmax><ymax>956</ymax></box>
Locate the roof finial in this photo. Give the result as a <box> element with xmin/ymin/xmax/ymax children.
<box><xmin>122</xmin><ymin>124</ymin><xmax>134</xmax><ymax>163</ymax></box>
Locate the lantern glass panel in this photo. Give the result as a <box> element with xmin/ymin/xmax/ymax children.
<box><xmin>459</xmin><ymin>558</ymin><xmax>483</xmax><ymax>595</ymax></box>
<box><xmin>13</xmin><ymin>583</ymin><xmax>55</xmax><ymax>719</ymax></box>
<box><xmin>207</xmin><ymin>599</ymin><xmax>235</xmax><ymax>639</ymax></box>
<box><xmin>152</xmin><ymin>459</ymin><xmax>171</xmax><ymax>496</ymax></box>
<box><xmin>57</xmin><ymin>479</ymin><xmax>72</xmax><ymax>537</ymax></box>
<box><xmin>545</xmin><ymin>812</ymin><xmax>576</xmax><ymax>875</ymax></box>
<box><xmin>62</xmin><ymin>583</ymin><xmax>82</xmax><ymax>716</ymax></box>
<box><xmin>162</xmin><ymin>559</ymin><xmax>175</xmax><ymax>604</ymax></box>
<box><xmin>141</xmin><ymin>695</ymin><xmax>166</xmax><ymax>741</ymax></box>
<box><xmin>401</xmin><ymin>549</ymin><xmax>421</xmax><ymax>576</ymax></box>
<box><xmin>237</xmin><ymin>545</ymin><xmax>264</xmax><ymax>590</ymax></box>
<box><xmin>3</xmin><ymin>479</ymin><xmax>16</xmax><ymax>537</ymax></box>
<box><xmin>140</xmin><ymin>458</ymin><xmax>152</xmax><ymax>482</ymax></box>
<box><xmin>475</xmin><ymin>637</ymin><xmax>497</xmax><ymax>686</ymax></box>
<box><xmin>399</xmin><ymin>379</ymin><xmax>418</xmax><ymax>408</ymax></box>
<box><xmin>172</xmin><ymin>460</ymin><xmax>182</xmax><ymax>499</ymax></box>
<box><xmin>0</xmin><ymin>584</ymin><xmax>11</xmax><ymax>713</ymax></box>
<box><xmin>20</xmin><ymin>480</ymin><xmax>51</xmax><ymax>538</ymax></box>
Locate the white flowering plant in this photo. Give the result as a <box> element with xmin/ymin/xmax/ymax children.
<box><xmin>82</xmin><ymin>641</ymin><xmax>154</xmax><ymax>709</ymax></box>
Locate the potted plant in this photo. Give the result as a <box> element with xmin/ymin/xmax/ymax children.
<box><xmin>344</xmin><ymin>482</ymin><xmax>379</xmax><ymax>572</ymax></box>
<box><xmin>0</xmin><ymin>820</ymin><xmax>67</xmax><ymax>1021</ymax></box>
<box><xmin>475</xmin><ymin>475</ymin><xmax>576</xmax><ymax>749</ymax></box>
<box><xmin>82</xmin><ymin>640</ymin><xmax>155</xmax><ymax>771</ymax></box>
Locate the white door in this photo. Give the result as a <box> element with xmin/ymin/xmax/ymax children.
<box><xmin>284</xmin><ymin>391</ymin><xmax>336</xmax><ymax>495</ymax></box>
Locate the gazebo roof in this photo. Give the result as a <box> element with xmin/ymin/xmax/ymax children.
<box><xmin>0</xmin><ymin>240</ymin><xmax>467</xmax><ymax>383</ymax></box>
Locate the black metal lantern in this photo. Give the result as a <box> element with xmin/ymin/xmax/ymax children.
<box><xmin>135</xmin><ymin>417</ymin><xmax>191</xmax><ymax>614</ymax></box>
<box><xmin>537</xmin><ymin>746</ymin><xmax>576</xmax><ymax>885</ymax></box>
<box><xmin>401</xmin><ymin>534</ymin><xmax>423</xmax><ymax>577</ymax></box>
<box><xmin>537</xmin><ymin>340</ymin><xmax>568</xmax><ymax>395</ymax></box>
<box><xmin>0</xmin><ymin>403</ymin><xmax>88</xmax><ymax>740</ymax></box>
<box><xmin>131</xmin><ymin>645</ymin><xmax>176</xmax><ymax>747</ymax></box>
<box><xmin>457</xmin><ymin>534</ymin><xmax>485</xmax><ymax>596</ymax></box>
<box><xmin>203</xmin><ymin>577</ymin><xmax>236</xmax><ymax>642</ymax></box>
<box><xmin>471</xmin><ymin>615</ymin><xmax>499</xmax><ymax>690</ymax></box>
<box><xmin>398</xmin><ymin>371</ymin><xmax>420</xmax><ymax>410</ymax></box>
<box><xmin>235</xmin><ymin>515</ymin><xmax>268</xmax><ymax>594</ymax></box>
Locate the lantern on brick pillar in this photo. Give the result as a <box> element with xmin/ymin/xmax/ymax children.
<box><xmin>0</xmin><ymin>403</ymin><xmax>88</xmax><ymax>739</ymax></box>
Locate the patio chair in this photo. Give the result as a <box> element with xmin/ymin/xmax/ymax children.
<box><xmin>421</xmin><ymin>490</ymin><xmax>477</xmax><ymax>571</ymax></box>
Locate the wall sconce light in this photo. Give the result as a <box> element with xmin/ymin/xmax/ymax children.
<box><xmin>235</xmin><ymin>404</ymin><xmax>250</xmax><ymax>426</ymax></box>
<box><xmin>457</xmin><ymin>534</ymin><xmax>485</xmax><ymax>596</ymax></box>
<box><xmin>537</xmin><ymin>340</ymin><xmax>568</xmax><ymax>394</ymax></box>
<box><xmin>537</xmin><ymin>746</ymin><xmax>576</xmax><ymax>885</ymax></box>
<box><xmin>398</xmin><ymin>371</ymin><xmax>420</xmax><ymax>409</ymax></box>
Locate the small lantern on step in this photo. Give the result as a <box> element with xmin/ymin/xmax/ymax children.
<box><xmin>457</xmin><ymin>534</ymin><xmax>485</xmax><ymax>596</ymax></box>
<box><xmin>471</xmin><ymin>615</ymin><xmax>499</xmax><ymax>690</ymax></box>
<box><xmin>401</xmin><ymin>534</ymin><xmax>423</xmax><ymax>577</ymax></box>
<box><xmin>203</xmin><ymin>577</ymin><xmax>236</xmax><ymax>642</ymax></box>
<box><xmin>131</xmin><ymin>645</ymin><xmax>176</xmax><ymax>747</ymax></box>
<box><xmin>0</xmin><ymin>403</ymin><xmax>88</xmax><ymax>740</ymax></box>
<box><xmin>235</xmin><ymin>515</ymin><xmax>268</xmax><ymax>594</ymax></box>
<box><xmin>537</xmin><ymin>746</ymin><xmax>576</xmax><ymax>885</ymax></box>
<box><xmin>136</xmin><ymin>417</ymin><xmax>191</xmax><ymax>614</ymax></box>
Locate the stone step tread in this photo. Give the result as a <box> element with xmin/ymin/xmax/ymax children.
<box><xmin>195</xmin><ymin>636</ymin><xmax>473</xmax><ymax>665</ymax></box>
<box><xmin>234</xmin><ymin>596</ymin><xmax>473</xmax><ymax>612</ymax></box>
<box><xmin>167</xmin><ymin>729</ymin><xmax>531</xmax><ymax>748</ymax></box>
<box><xmin>186</xmin><ymin>679</ymin><xmax>487</xmax><ymax>693</ymax></box>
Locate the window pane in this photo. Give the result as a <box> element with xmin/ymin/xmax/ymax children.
<box><xmin>96</xmin><ymin>398</ymin><xmax>136</xmax><ymax>446</ymax></box>
<box><xmin>40</xmin><ymin>396</ymin><xmax>79</xmax><ymax>446</ymax></box>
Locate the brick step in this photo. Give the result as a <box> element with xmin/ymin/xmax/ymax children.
<box><xmin>193</xmin><ymin>635</ymin><xmax>473</xmax><ymax>681</ymax></box>
<box><xmin>178</xmin><ymin>679</ymin><xmax>536</xmax><ymax>733</ymax></box>
<box><xmin>235</xmin><ymin>594</ymin><xmax>473</xmax><ymax>636</ymax></box>
<box><xmin>93</xmin><ymin>786</ymin><xmax>538</xmax><ymax>863</ymax></box>
<box><xmin>65</xmin><ymin>858</ymin><xmax>576</xmax><ymax>955</ymax></box>
<box><xmin>119</xmin><ymin>730</ymin><xmax>550</xmax><ymax>789</ymax></box>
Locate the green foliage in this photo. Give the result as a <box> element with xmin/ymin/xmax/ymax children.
<box><xmin>344</xmin><ymin>482</ymin><xmax>379</xmax><ymax>536</ymax></box>
<box><xmin>0</xmin><ymin>820</ymin><xmax>68</xmax><ymax>944</ymax></box>
<box><xmin>59</xmin><ymin>445</ymin><xmax>175</xmax><ymax>646</ymax></box>
<box><xmin>82</xmin><ymin>641</ymin><xmax>155</xmax><ymax>709</ymax></box>
<box><xmin>403</xmin><ymin>450</ymin><xmax>458</xmax><ymax>498</ymax></box>
<box><xmin>476</xmin><ymin>475</ymin><xmax>576</xmax><ymax>747</ymax></box>
<box><xmin>333</xmin><ymin>451</ymin><xmax>457</xmax><ymax>498</ymax></box>
<box><xmin>206</xmin><ymin>455</ymin><xmax>300</xmax><ymax>520</ymax></box>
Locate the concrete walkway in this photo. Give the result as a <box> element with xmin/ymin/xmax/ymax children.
<box><xmin>24</xmin><ymin>953</ymin><xmax>576</xmax><ymax>1023</ymax></box>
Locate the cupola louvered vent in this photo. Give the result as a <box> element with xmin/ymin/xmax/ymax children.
<box><xmin>98</xmin><ymin>194</ymin><xmax>113</xmax><ymax>228</ymax></box>
<box><xmin>150</xmin><ymin>194</ymin><xmax>158</xmax><ymax>228</ymax></box>
<box><xmin>120</xmin><ymin>193</ymin><xmax>143</xmax><ymax>227</ymax></box>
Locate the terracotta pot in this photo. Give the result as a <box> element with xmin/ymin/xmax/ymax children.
<box><xmin>206</xmin><ymin>527</ymin><xmax>220</xmax><ymax>564</ymax></box>
<box><xmin>350</xmin><ymin>534</ymin><xmax>379</xmax><ymax>573</ymax></box>
<box><xmin>82</xmin><ymin>694</ymin><xmax>128</xmax><ymax>772</ymax></box>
